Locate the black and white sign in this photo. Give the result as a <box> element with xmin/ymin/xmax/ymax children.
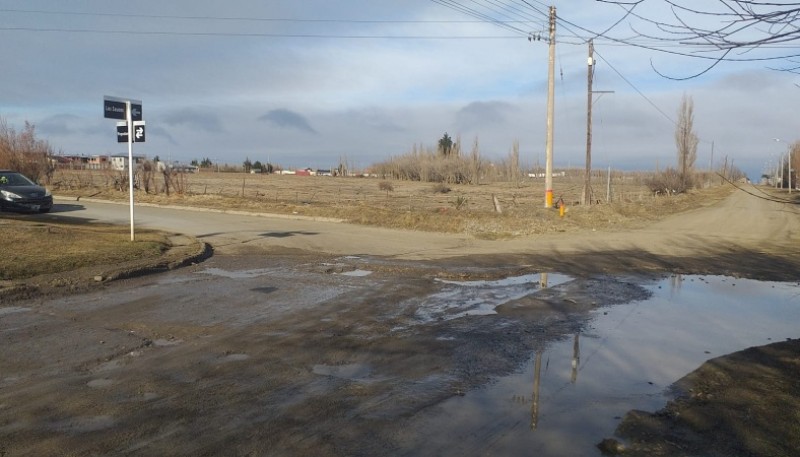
<box><xmin>116</xmin><ymin>121</ymin><xmax>146</xmax><ymax>143</ymax></box>
<box><xmin>104</xmin><ymin>99</ymin><xmax>126</xmax><ymax>120</ymax></box>
<box><xmin>104</xmin><ymin>96</ymin><xmax>143</xmax><ymax>121</ymax></box>
<box><xmin>103</xmin><ymin>95</ymin><xmax>145</xmax><ymax>241</ymax></box>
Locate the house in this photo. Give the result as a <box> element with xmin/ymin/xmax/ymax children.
<box><xmin>87</xmin><ymin>155</ymin><xmax>110</xmax><ymax>170</ymax></box>
<box><xmin>50</xmin><ymin>155</ymin><xmax>87</xmax><ymax>169</ymax></box>
<box><xmin>110</xmin><ymin>154</ymin><xmax>147</xmax><ymax>171</ymax></box>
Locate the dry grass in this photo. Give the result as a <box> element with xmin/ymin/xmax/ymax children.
<box><xmin>0</xmin><ymin>220</ymin><xmax>169</xmax><ymax>280</ymax></box>
<box><xmin>3</xmin><ymin>170</ymin><xmax>733</xmax><ymax>281</ymax></box>
<box><xmin>50</xmin><ymin>169</ymin><xmax>733</xmax><ymax>237</ymax></box>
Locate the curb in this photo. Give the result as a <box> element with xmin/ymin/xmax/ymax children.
<box><xmin>0</xmin><ymin>235</ymin><xmax>213</xmax><ymax>304</ymax></box>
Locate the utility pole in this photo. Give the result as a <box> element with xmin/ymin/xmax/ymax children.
<box><xmin>583</xmin><ymin>39</ymin><xmax>612</xmax><ymax>206</ymax></box>
<box><xmin>544</xmin><ymin>5</ymin><xmax>556</xmax><ymax>208</ymax></box>
<box><xmin>709</xmin><ymin>141</ymin><xmax>715</xmax><ymax>171</ymax></box>
<box><xmin>584</xmin><ymin>40</ymin><xmax>594</xmax><ymax>206</ymax></box>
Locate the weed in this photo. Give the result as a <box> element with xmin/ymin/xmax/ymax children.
<box><xmin>451</xmin><ymin>195</ymin><xmax>468</xmax><ymax>210</ymax></box>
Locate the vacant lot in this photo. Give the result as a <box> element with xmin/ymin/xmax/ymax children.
<box><xmin>51</xmin><ymin>169</ymin><xmax>731</xmax><ymax>238</ymax></box>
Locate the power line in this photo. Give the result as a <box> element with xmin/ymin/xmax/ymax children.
<box><xmin>0</xmin><ymin>26</ymin><xmax>522</xmax><ymax>40</ymax></box>
<box><xmin>429</xmin><ymin>0</ymin><xmax>532</xmax><ymax>34</ymax></box>
<box><xmin>0</xmin><ymin>7</ymin><xmax>539</xmax><ymax>25</ymax></box>
<box><xmin>720</xmin><ymin>174</ymin><xmax>800</xmax><ymax>205</ymax></box>
<box><xmin>9</xmin><ymin>4</ymin><xmax>794</xmax><ymax>53</ymax></box>
<box><xmin>593</xmin><ymin>49</ymin><xmax>676</xmax><ymax>126</ymax></box>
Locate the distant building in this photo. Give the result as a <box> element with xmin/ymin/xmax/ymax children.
<box><xmin>110</xmin><ymin>154</ymin><xmax>147</xmax><ymax>171</ymax></box>
<box><xmin>50</xmin><ymin>154</ymin><xmax>113</xmax><ymax>170</ymax></box>
<box><xmin>87</xmin><ymin>155</ymin><xmax>110</xmax><ymax>170</ymax></box>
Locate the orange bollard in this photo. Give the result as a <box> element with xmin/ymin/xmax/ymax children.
<box><xmin>559</xmin><ymin>201</ymin><xmax>565</xmax><ymax>217</ymax></box>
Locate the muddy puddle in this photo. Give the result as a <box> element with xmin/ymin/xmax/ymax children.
<box><xmin>399</xmin><ymin>275</ymin><xmax>800</xmax><ymax>456</ymax></box>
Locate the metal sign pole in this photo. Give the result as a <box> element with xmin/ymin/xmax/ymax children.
<box><xmin>126</xmin><ymin>101</ymin><xmax>135</xmax><ymax>241</ymax></box>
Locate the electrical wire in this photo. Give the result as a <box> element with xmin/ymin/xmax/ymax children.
<box><xmin>429</xmin><ymin>0</ymin><xmax>531</xmax><ymax>35</ymax></box>
<box><xmin>593</xmin><ymin>49</ymin><xmax>676</xmax><ymax>126</ymax></box>
<box><xmin>5</xmin><ymin>3</ymin><xmax>795</xmax><ymax>55</ymax></box>
<box><xmin>0</xmin><ymin>7</ymin><xmax>537</xmax><ymax>24</ymax></box>
<box><xmin>719</xmin><ymin>173</ymin><xmax>800</xmax><ymax>205</ymax></box>
<box><xmin>0</xmin><ymin>26</ymin><xmax>521</xmax><ymax>40</ymax></box>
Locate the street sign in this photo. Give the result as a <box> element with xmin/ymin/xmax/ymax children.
<box><xmin>104</xmin><ymin>99</ymin><xmax>126</xmax><ymax>120</ymax></box>
<box><xmin>129</xmin><ymin>103</ymin><xmax>143</xmax><ymax>121</ymax></box>
<box><xmin>104</xmin><ymin>95</ymin><xmax>145</xmax><ymax>242</ymax></box>
<box><xmin>116</xmin><ymin>121</ymin><xmax>146</xmax><ymax>143</ymax></box>
<box><xmin>104</xmin><ymin>96</ymin><xmax>143</xmax><ymax>121</ymax></box>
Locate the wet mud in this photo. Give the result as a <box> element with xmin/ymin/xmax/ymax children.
<box><xmin>1</xmin><ymin>249</ymin><xmax>798</xmax><ymax>456</ymax></box>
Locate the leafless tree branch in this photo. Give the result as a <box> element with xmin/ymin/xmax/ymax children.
<box><xmin>595</xmin><ymin>1</ymin><xmax>800</xmax><ymax>77</ymax></box>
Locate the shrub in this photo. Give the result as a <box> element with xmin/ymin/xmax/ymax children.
<box><xmin>645</xmin><ymin>168</ymin><xmax>694</xmax><ymax>195</ymax></box>
<box><xmin>432</xmin><ymin>183</ymin><xmax>451</xmax><ymax>194</ymax></box>
<box><xmin>451</xmin><ymin>195</ymin><xmax>468</xmax><ymax>210</ymax></box>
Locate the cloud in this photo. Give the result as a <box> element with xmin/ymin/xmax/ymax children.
<box><xmin>36</xmin><ymin>114</ymin><xmax>82</xmax><ymax>136</ymax></box>
<box><xmin>148</xmin><ymin>126</ymin><xmax>178</xmax><ymax>145</ymax></box>
<box><xmin>258</xmin><ymin>109</ymin><xmax>317</xmax><ymax>134</ymax></box>
<box><xmin>456</xmin><ymin>101</ymin><xmax>516</xmax><ymax>130</ymax></box>
<box><xmin>1</xmin><ymin>1</ymin><xmax>797</xmax><ymax>182</ymax></box>
<box><xmin>342</xmin><ymin>107</ymin><xmax>406</xmax><ymax>133</ymax></box>
<box><xmin>162</xmin><ymin>109</ymin><xmax>224</xmax><ymax>134</ymax></box>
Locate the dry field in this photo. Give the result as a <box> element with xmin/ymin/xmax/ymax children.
<box><xmin>51</xmin><ymin>169</ymin><xmax>732</xmax><ymax>239</ymax></box>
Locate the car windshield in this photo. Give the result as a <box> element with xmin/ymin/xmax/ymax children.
<box><xmin>0</xmin><ymin>172</ymin><xmax>36</xmax><ymax>186</ymax></box>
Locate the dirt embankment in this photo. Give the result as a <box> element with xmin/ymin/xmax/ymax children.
<box><xmin>613</xmin><ymin>338</ymin><xmax>800</xmax><ymax>457</ymax></box>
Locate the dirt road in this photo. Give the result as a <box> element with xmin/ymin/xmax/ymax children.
<box><xmin>1</xmin><ymin>186</ymin><xmax>799</xmax><ymax>456</ymax></box>
<box><xmin>64</xmin><ymin>184</ymin><xmax>799</xmax><ymax>271</ymax></box>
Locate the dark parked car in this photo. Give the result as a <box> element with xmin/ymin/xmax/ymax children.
<box><xmin>0</xmin><ymin>170</ymin><xmax>53</xmax><ymax>213</ymax></box>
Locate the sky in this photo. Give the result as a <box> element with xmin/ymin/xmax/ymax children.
<box><xmin>1</xmin><ymin>0</ymin><xmax>798</xmax><ymax>180</ymax></box>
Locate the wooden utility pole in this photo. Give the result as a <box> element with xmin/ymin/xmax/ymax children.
<box><xmin>544</xmin><ymin>5</ymin><xmax>556</xmax><ymax>208</ymax></box>
<box><xmin>709</xmin><ymin>141</ymin><xmax>715</xmax><ymax>171</ymax></box>
<box><xmin>584</xmin><ymin>39</ymin><xmax>594</xmax><ymax>206</ymax></box>
<box><xmin>583</xmin><ymin>40</ymin><xmax>612</xmax><ymax>206</ymax></box>
<box><xmin>531</xmin><ymin>350</ymin><xmax>543</xmax><ymax>430</ymax></box>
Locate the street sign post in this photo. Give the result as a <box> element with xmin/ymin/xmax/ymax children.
<box><xmin>104</xmin><ymin>96</ymin><xmax>142</xmax><ymax>121</ymax></box>
<box><xmin>116</xmin><ymin>121</ymin><xmax>146</xmax><ymax>143</ymax></box>
<box><xmin>104</xmin><ymin>96</ymin><xmax>144</xmax><ymax>241</ymax></box>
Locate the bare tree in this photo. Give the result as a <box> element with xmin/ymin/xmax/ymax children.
<box><xmin>675</xmin><ymin>93</ymin><xmax>699</xmax><ymax>183</ymax></box>
<box><xmin>789</xmin><ymin>140</ymin><xmax>800</xmax><ymax>189</ymax></box>
<box><xmin>596</xmin><ymin>1</ymin><xmax>800</xmax><ymax>76</ymax></box>
<box><xmin>508</xmin><ymin>140</ymin><xmax>521</xmax><ymax>188</ymax></box>
<box><xmin>0</xmin><ymin>117</ymin><xmax>54</xmax><ymax>183</ymax></box>
<box><xmin>469</xmin><ymin>137</ymin><xmax>482</xmax><ymax>185</ymax></box>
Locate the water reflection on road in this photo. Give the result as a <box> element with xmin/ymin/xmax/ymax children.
<box><xmin>404</xmin><ymin>275</ymin><xmax>800</xmax><ymax>456</ymax></box>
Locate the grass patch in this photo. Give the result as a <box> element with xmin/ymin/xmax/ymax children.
<box><xmin>0</xmin><ymin>220</ymin><xmax>169</xmax><ymax>280</ymax></box>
